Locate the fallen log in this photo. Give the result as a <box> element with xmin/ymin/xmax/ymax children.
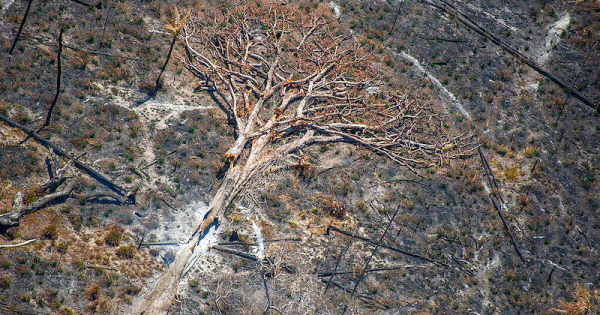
<box><xmin>0</xmin><ymin>114</ymin><xmax>128</xmax><ymax>198</ymax></box>
<box><xmin>70</xmin><ymin>0</ymin><xmax>102</xmax><ymax>9</ymax></box>
<box><xmin>44</xmin><ymin>28</ymin><xmax>63</xmax><ymax>127</ymax></box>
<box><xmin>210</xmin><ymin>245</ymin><xmax>258</xmax><ymax>261</ymax></box>
<box><xmin>0</xmin><ymin>182</ymin><xmax>74</xmax><ymax>227</ymax></box>
<box><xmin>478</xmin><ymin>147</ymin><xmax>526</xmax><ymax>263</ymax></box>
<box><xmin>8</xmin><ymin>0</ymin><xmax>33</xmax><ymax>55</ymax></box>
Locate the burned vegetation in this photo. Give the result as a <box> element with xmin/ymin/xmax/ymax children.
<box><xmin>1</xmin><ymin>0</ymin><xmax>599</xmax><ymax>314</ymax></box>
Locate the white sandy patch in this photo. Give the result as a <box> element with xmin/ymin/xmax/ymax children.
<box><xmin>396</xmin><ymin>50</ymin><xmax>471</xmax><ymax>119</ymax></box>
<box><xmin>251</xmin><ymin>219</ymin><xmax>265</xmax><ymax>260</ymax></box>
<box><xmin>330</xmin><ymin>1</ymin><xmax>341</xmax><ymax>19</ymax></box>
<box><xmin>181</xmin><ymin>219</ymin><xmax>221</xmax><ymax>278</ymax></box>
<box><xmin>523</xmin><ymin>13</ymin><xmax>570</xmax><ymax>93</ymax></box>
<box><xmin>459</xmin><ymin>1</ymin><xmax>518</xmax><ymax>32</ymax></box>
<box><xmin>150</xmin><ymin>200</ymin><xmax>209</xmax><ymax>246</ymax></box>
<box><xmin>133</xmin><ymin>100</ymin><xmax>213</xmax><ymax>130</ymax></box>
<box><xmin>536</xmin><ymin>13</ymin><xmax>570</xmax><ymax>65</ymax></box>
<box><xmin>1</xmin><ymin>0</ymin><xmax>14</xmax><ymax>13</ymax></box>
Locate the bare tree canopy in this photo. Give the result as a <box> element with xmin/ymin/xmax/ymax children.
<box><xmin>183</xmin><ymin>0</ymin><xmax>468</xmax><ymax>169</ymax></box>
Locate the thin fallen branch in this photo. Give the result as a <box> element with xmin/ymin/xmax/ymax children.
<box><xmin>217</xmin><ymin>241</ymin><xmax>253</xmax><ymax>246</ymax></box>
<box><xmin>325</xmin><ymin>237</ymin><xmax>353</xmax><ymax>293</ymax></box>
<box><xmin>319</xmin><ymin>279</ymin><xmax>386</xmax><ymax>308</ymax></box>
<box><xmin>417</xmin><ymin>35</ymin><xmax>468</xmax><ymax>43</ymax></box>
<box><xmin>63</xmin><ymin>44</ymin><xmax>143</xmax><ymax>61</ymax></box>
<box><xmin>478</xmin><ymin>147</ymin><xmax>526</xmax><ymax>263</ymax></box>
<box><xmin>342</xmin><ymin>205</ymin><xmax>400</xmax><ymax>314</ymax></box>
<box><xmin>140</xmin><ymin>149</ymin><xmax>178</xmax><ymax>171</ymax></box>
<box><xmin>0</xmin><ymin>238</ymin><xmax>37</xmax><ymax>248</ymax></box>
<box><xmin>318</xmin><ymin>265</ymin><xmax>419</xmax><ymax>277</ymax></box>
<box><xmin>211</xmin><ymin>245</ymin><xmax>258</xmax><ymax>261</ymax></box>
<box><xmin>326</xmin><ymin>225</ymin><xmax>447</xmax><ymax>267</ymax></box>
<box><xmin>139</xmin><ymin>242</ymin><xmax>180</xmax><ymax>247</ymax></box>
<box><xmin>0</xmin><ymin>114</ymin><xmax>128</xmax><ymax>197</ymax></box>
<box><xmin>368</xmin><ymin>178</ymin><xmax>431</xmax><ymax>188</ymax></box>
<box><xmin>265</xmin><ymin>238</ymin><xmax>301</xmax><ymax>243</ymax></box>
<box><xmin>84</xmin><ymin>264</ymin><xmax>117</xmax><ymax>271</ymax></box>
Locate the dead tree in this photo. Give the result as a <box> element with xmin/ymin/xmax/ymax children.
<box><xmin>139</xmin><ymin>1</ymin><xmax>470</xmax><ymax>313</ymax></box>
<box><xmin>152</xmin><ymin>5</ymin><xmax>191</xmax><ymax>96</ymax></box>
<box><xmin>8</xmin><ymin>0</ymin><xmax>33</xmax><ymax>55</ymax></box>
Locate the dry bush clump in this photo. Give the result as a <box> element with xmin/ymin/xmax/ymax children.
<box><xmin>523</xmin><ymin>145</ymin><xmax>540</xmax><ymax>158</ymax></box>
<box><xmin>549</xmin><ymin>284</ymin><xmax>600</xmax><ymax>314</ymax></box>
<box><xmin>116</xmin><ymin>245</ymin><xmax>136</xmax><ymax>259</ymax></box>
<box><xmin>316</xmin><ymin>194</ymin><xmax>347</xmax><ymax>219</ymax></box>
<box><xmin>104</xmin><ymin>225</ymin><xmax>123</xmax><ymax>246</ymax></box>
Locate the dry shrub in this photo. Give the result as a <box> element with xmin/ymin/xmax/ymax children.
<box><xmin>116</xmin><ymin>245</ymin><xmax>136</xmax><ymax>259</ymax></box>
<box><xmin>107</xmin><ymin>66</ymin><xmax>131</xmax><ymax>82</ymax></box>
<box><xmin>105</xmin><ymin>225</ymin><xmax>123</xmax><ymax>246</ymax></box>
<box><xmin>259</xmin><ymin>220</ymin><xmax>274</xmax><ymax>239</ymax></box>
<box><xmin>13</xmin><ymin>108</ymin><xmax>30</xmax><ymax>124</ymax></box>
<box><xmin>549</xmin><ymin>284</ymin><xmax>600</xmax><ymax>314</ymax></box>
<box><xmin>0</xmin><ymin>275</ymin><xmax>10</xmax><ymax>289</ymax></box>
<box><xmin>317</xmin><ymin>194</ymin><xmax>346</xmax><ymax>219</ymax></box>
<box><xmin>69</xmin><ymin>50</ymin><xmax>90</xmax><ymax>70</ymax></box>
<box><xmin>503</xmin><ymin>165</ymin><xmax>520</xmax><ymax>182</ymax></box>
<box><xmin>463</xmin><ymin>169</ymin><xmax>483</xmax><ymax>192</ymax></box>
<box><xmin>497</xmin><ymin>69</ymin><xmax>512</xmax><ymax>82</ymax></box>
<box><xmin>1</xmin><ymin>39</ymin><xmax>10</xmax><ymax>52</ymax></box>
<box><xmin>42</xmin><ymin>225</ymin><xmax>58</xmax><ymax>240</ymax></box>
<box><xmin>523</xmin><ymin>145</ymin><xmax>539</xmax><ymax>158</ymax></box>
<box><xmin>59</xmin><ymin>306</ymin><xmax>74</xmax><ymax>315</ymax></box>
<box><xmin>87</xmin><ymin>283</ymin><xmax>101</xmax><ymax>301</ymax></box>
<box><xmin>71</xmin><ymin>135</ymin><xmax>89</xmax><ymax>149</ymax></box>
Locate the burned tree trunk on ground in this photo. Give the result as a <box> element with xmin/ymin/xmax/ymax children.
<box><xmin>8</xmin><ymin>0</ymin><xmax>33</xmax><ymax>55</ymax></box>
<box><xmin>0</xmin><ymin>114</ymin><xmax>129</xmax><ymax>197</ymax></box>
<box><xmin>70</xmin><ymin>0</ymin><xmax>102</xmax><ymax>9</ymax></box>
<box><xmin>138</xmin><ymin>1</ymin><xmax>472</xmax><ymax>313</ymax></box>
<box><xmin>0</xmin><ymin>150</ymin><xmax>126</xmax><ymax>230</ymax></box>
<box><xmin>0</xmin><ymin>182</ymin><xmax>74</xmax><ymax>228</ymax></box>
<box><xmin>44</xmin><ymin>28</ymin><xmax>64</xmax><ymax>127</ymax></box>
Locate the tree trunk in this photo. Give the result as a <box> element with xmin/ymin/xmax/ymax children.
<box><xmin>0</xmin><ymin>182</ymin><xmax>74</xmax><ymax>228</ymax></box>
<box><xmin>138</xmin><ymin>132</ymin><xmax>318</xmax><ymax>314</ymax></box>
<box><xmin>8</xmin><ymin>0</ymin><xmax>33</xmax><ymax>55</ymax></box>
<box><xmin>44</xmin><ymin>28</ymin><xmax>64</xmax><ymax>127</ymax></box>
<box><xmin>137</xmin><ymin>166</ymin><xmax>248</xmax><ymax>314</ymax></box>
<box><xmin>153</xmin><ymin>31</ymin><xmax>179</xmax><ymax>96</ymax></box>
